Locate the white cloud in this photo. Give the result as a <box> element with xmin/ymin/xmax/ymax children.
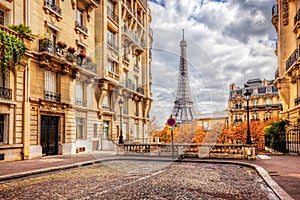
<box><xmin>149</xmin><ymin>0</ymin><xmax>277</xmax><ymax>125</ymax></box>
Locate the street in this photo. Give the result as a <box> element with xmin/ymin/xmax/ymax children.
<box><xmin>0</xmin><ymin>160</ymin><xmax>278</xmax><ymax>199</ymax></box>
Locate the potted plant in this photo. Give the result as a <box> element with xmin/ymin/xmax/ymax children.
<box><xmin>57</xmin><ymin>41</ymin><xmax>67</xmax><ymax>49</ymax></box>
<box><xmin>67</xmin><ymin>46</ymin><xmax>76</xmax><ymax>54</ymax></box>
<box><xmin>78</xmin><ymin>51</ymin><xmax>86</xmax><ymax>59</ymax></box>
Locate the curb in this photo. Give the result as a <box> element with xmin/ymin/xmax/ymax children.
<box><xmin>0</xmin><ymin>157</ymin><xmax>294</xmax><ymax>200</ymax></box>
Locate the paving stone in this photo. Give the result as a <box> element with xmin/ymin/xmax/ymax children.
<box><xmin>0</xmin><ymin>161</ymin><xmax>279</xmax><ymax>199</ymax></box>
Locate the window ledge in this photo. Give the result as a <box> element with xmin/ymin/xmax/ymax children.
<box><xmin>43</xmin><ymin>6</ymin><xmax>63</xmax><ymax>22</ymax></box>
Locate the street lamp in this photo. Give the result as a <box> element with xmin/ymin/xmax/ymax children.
<box><xmin>118</xmin><ymin>98</ymin><xmax>124</xmax><ymax>144</ymax></box>
<box><xmin>244</xmin><ymin>90</ymin><xmax>253</xmax><ymax>144</ymax></box>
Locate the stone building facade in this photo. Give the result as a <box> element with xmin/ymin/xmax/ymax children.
<box><xmin>228</xmin><ymin>79</ymin><xmax>281</xmax><ymax>124</ymax></box>
<box><xmin>0</xmin><ymin>0</ymin><xmax>152</xmax><ymax>162</ymax></box>
<box><xmin>272</xmin><ymin>1</ymin><xmax>300</xmax><ymax>124</ymax></box>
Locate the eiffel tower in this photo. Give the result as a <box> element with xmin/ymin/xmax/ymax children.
<box><xmin>171</xmin><ymin>30</ymin><xmax>194</xmax><ymax>124</ymax></box>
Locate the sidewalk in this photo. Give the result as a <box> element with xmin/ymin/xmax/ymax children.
<box><xmin>0</xmin><ymin>152</ymin><xmax>299</xmax><ymax>200</ymax></box>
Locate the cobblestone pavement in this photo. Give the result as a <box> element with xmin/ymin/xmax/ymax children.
<box><xmin>0</xmin><ymin>160</ymin><xmax>279</xmax><ymax>200</ymax></box>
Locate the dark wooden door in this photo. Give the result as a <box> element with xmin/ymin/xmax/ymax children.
<box><xmin>41</xmin><ymin>116</ymin><xmax>59</xmax><ymax>156</ymax></box>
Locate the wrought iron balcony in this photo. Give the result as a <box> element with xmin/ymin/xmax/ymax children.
<box><xmin>295</xmin><ymin>96</ymin><xmax>300</xmax><ymax>106</ymax></box>
<box><xmin>136</xmin><ymin>86</ymin><xmax>144</xmax><ymax>95</ymax></box>
<box><xmin>75</xmin><ymin>98</ymin><xmax>87</xmax><ymax>107</ymax></box>
<box><xmin>123</xmin><ymin>25</ymin><xmax>144</xmax><ymax>49</ymax></box>
<box><xmin>108</xmin><ymin>41</ymin><xmax>118</xmax><ymax>52</ymax></box>
<box><xmin>39</xmin><ymin>40</ymin><xmax>97</xmax><ymax>73</ymax></box>
<box><xmin>295</xmin><ymin>9</ymin><xmax>300</xmax><ymax>25</ymax></box>
<box><xmin>44</xmin><ymin>91</ymin><xmax>61</xmax><ymax>102</ymax></box>
<box><xmin>39</xmin><ymin>39</ymin><xmax>55</xmax><ymax>54</ymax></box>
<box><xmin>286</xmin><ymin>49</ymin><xmax>298</xmax><ymax>72</ymax></box>
<box><xmin>44</xmin><ymin>0</ymin><xmax>62</xmax><ymax>16</ymax></box>
<box><xmin>272</xmin><ymin>4</ymin><xmax>278</xmax><ymax>16</ymax></box>
<box><xmin>77</xmin><ymin>57</ymin><xmax>96</xmax><ymax>73</ymax></box>
<box><xmin>0</xmin><ymin>87</ymin><xmax>12</xmax><ymax>100</ymax></box>
<box><xmin>75</xmin><ymin>21</ymin><xmax>88</xmax><ymax>35</ymax></box>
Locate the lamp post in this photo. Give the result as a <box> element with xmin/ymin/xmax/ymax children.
<box><xmin>118</xmin><ymin>98</ymin><xmax>124</xmax><ymax>144</ymax></box>
<box><xmin>244</xmin><ymin>90</ymin><xmax>253</xmax><ymax>144</ymax></box>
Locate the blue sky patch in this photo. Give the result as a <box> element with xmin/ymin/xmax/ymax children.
<box><xmin>149</xmin><ymin>0</ymin><xmax>166</xmax><ymax>7</ymax></box>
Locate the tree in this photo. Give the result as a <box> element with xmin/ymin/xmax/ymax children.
<box><xmin>148</xmin><ymin>116</ymin><xmax>161</xmax><ymax>142</ymax></box>
<box><xmin>264</xmin><ymin>119</ymin><xmax>289</xmax><ymax>152</ymax></box>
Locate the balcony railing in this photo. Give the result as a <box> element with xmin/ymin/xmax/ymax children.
<box><xmin>108</xmin><ymin>41</ymin><xmax>118</xmax><ymax>52</ymax></box>
<box><xmin>75</xmin><ymin>21</ymin><xmax>88</xmax><ymax>34</ymax></box>
<box><xmin>295</xmin><ymin>9</ymin><xmax>300</xmax><ymax>25</ymax></box>
<box><xmin>0</xmin><ymin>87</ymin><xmax>12</xmax><ymax>100</ymax></box>
<box><xmin>75</xmin><ymin>98</ymin><xmax>87</xmax><ymax>107</ymax></box>
<box><xmin>136</xmin><ymin>86</ymin><xmax>144</xmax><ymax>95</ymax></box>
<box><xmin>77</xmin><ymin>57</ymin><xmax>96</xmax><ymax>73</ymax></box>
<box><xmin>44</xmin><ymin>0</ymin><xmax>62</xmax><ymax>16</ymax></box>
<box><xmin>272</xmin><ymin>4</ymin><xmax>278</xmax><ymax>16</ymax></box>
<box><xmin>44</xmin><ymin>91</ymin><xmax>61</xmax><ymax>102</ymax></box>
<box><xmin>286</xmin><ymin>49</ymin><xmax>298</xmax><ymax>72</ymax></box>
<box><xmin>124</xmin><ymin>78</ymin><xmax>136</xmax><ymax>90</ymax></box>
<box><xmin>275</xmin><ymin>68</ymin><xmax>279</xmax><ymax>79</ymax></box>
<box><xmin>123</xmin><ymin>25</ymin><xmax>144</xmax><ymax>49</ymax></box>
<box><xmin>295</xmin><ymin>97</ymin><xmax>300</xmax><ymax>106</ymax></box>
<box><xmin>39</xmin><ymin>39</ymin><xmax>96</xmax><ymax>73</ymax></box>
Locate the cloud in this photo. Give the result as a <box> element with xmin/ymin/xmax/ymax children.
<box><xmin>149</xmin><ymin>0</ymin><xmax>277</xmax><ymax>125</ymax></box>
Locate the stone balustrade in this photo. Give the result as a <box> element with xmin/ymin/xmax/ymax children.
<box><xmin>117</xmin><ymin>143</ymin><xmax>256</xmax><ymax>160</ymax></box>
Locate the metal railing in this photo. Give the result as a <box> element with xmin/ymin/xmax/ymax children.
<box><xmin>286</xmin><ymin>49</ymin><xmax>298</xmax><ymax>72</ymax></box>
<box><xmin>44</xmin><ymin>90</ymin><xmax>61</xmax><ymax>102</ymax></box>
<box><xmin>75</xmin><ymin>98</ymin><xmax>87</xmax><ymax>107</ymax></box>
<box><xmin>272</xmin><ymin>4</ymin><xmax>278</xmax><ymax>16</ymax></box>
<box><xmin>75</xmin><ymin>21</ymin><xmax>88</xmax><ymax>34</ymax></box>
<box><xmin>39</xmin><ymin>39</ymin><xmax>96</xmax><ymax>73</ymax></box>
<box><xmin>44</xmin><ymin>0</ymin><xmax>62</xmax><ymax>16</ymax></box>
<box><xmin>0</xmin><ymin>87</ymin><xmax>12</xmax><ymax>100</ymax></box>
<box><xmin>295</xmin><ymin>9</ymin><xmax>300</xmax><ymax>25</ymax></box>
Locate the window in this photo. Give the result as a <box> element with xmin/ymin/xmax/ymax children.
<box><xmin>103</xmin><ymin>121</ymin><xmax>109</xmax><ymax>139</ymax></box>
<box><xmin>266</xmin><ymin>99</ymin><xmax>272</xmax><ymax>107</ymax></box>
<box><xmin>252</xmin><ymin>100</ymin><xmax>258</xmax><ymax>108</ymax></box>
<box><xmin>107</xmin><ymin>60</ymin><xmax>118</xmax><ymax>74</ymax></box>
<box><xmin>0</xmin><ymin>71</ymin><xmax>11</xmax><ymax>100</ymax></box>
<box><xmin>265</xmin><ymin>112</ymin><xmax>272</xmax><ymax>121</ymax></box>
<box><xmin>266</xmin><ymin>86</ymin><xmax>272</xmax><ymax>93</ymax></box>
<box><xmin>44</xmin><ymin>71</ymin><xmax>60</xmax><ymax>102</ymax></box>
<box><xmin>76</xmin><ymin>117</ymin><xmax>86</xmax><ymax>140</ymax></box>
<box><xmin>107</xmin><ymin>30</ymin><xmax>115</xmax><ymax>46</ymax></box>
<box><xmin>134</xmin><ymin>102</ymin><xmax>138</xmax><ymax>116</ymax></box>
<box><xmin>252</xmin><ymin>88</ymin><xmax>258</xmax><ymax>95</ymax></box>
<box><xmin>76</xmin><ymin>9</ymin><xmax>83</xmax><ymax>26</ymax></box>
<box><xmin>235</xmin><ymin>102</ymin><xmax>242</xmax><ymax>109</ymax></box>
<box><xmin>45</xmin><ymin>28</ymin><xmax>57</xmax><ymax>54</ymax></box>
<box><xmin>134</xmin><ymin>124</ymin><xmax>138</xmax><ymax>140</ymax></box>
<box><xmin>75</xmin><ymin>81</ymin><xmax>86</xmax><ymax>106</ymax></box>
<box><xmin>102</xmin><ymin>93</ymin><xmax>111</xmax><ymax>110</ymax></box>
<box><xmin>123</xmin><ymin>98</ymin><xmax>128</xmax><ymax>115</ymax></box>
<box><xmin>0</xmin><ymin>10</ymin><xmax>4</xmax><ymax>25</ymax></box>
<box><xmin>107</xmin><ymin>1</ymin><xmax>114</xmax><ymax>17</ymax></box>
<box><xmin>0</xmin><ymin>115</ymin><xmax>7</xmax><ymax>144</ymax></box>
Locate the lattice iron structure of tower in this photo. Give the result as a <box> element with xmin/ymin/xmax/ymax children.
<box><xmin>171</xmin><ymin>30</ymin><xmax>195</xmax><ymax>124</ymax></box>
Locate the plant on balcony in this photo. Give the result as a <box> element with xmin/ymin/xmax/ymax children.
<box><xmin>57</xmin><ymin>41</ymin><xmax>67</xmax><ymax>49</ymax></box>
<box><xmin>67</xmin><ymin>46</ymin><xmax>76</xmax><ymax>54</ymax></box>
<box><xmin>8</xmin><ymin>24</ymin><xmax>36</xmax><ymax>41</ymax></box>
<box><xmin>78</xmin><ymin>51</ymin><xmax>86</xmax><ymax>59</ymax></box>
<box><xmin>0</xmin><ymin>29</ymin><xmax>26</xmax><ymax>73</ymax></box>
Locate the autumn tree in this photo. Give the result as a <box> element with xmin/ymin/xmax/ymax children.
<box><xmin>148</xmin><ymin>116</ymin><xmax>162</xmax><ymax>142</ymax></box>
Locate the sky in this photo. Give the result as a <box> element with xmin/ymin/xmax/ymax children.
<box><xmin>148</xmin><ymin>0</ymin><xmax>277</xmax><ymax>126</ymax></box>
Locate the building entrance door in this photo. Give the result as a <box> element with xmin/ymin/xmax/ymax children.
<box><xmin>41</xmin><ymin>116</ymin><xmax>59</xmax><ymax>156</ymax></box>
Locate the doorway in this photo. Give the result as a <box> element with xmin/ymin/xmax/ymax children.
<box><xmin>41</xmin><ymin>116</ymin><xmax>59</xmax><ymax>156</ymax></box>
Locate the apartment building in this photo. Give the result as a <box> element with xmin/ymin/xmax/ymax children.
<box><xmin>0</xmin><ymin>0</ymin><xmax>152</xmax><ymax>162</ymax></box>
<box><xmin>272</xmin><ymin>1</ymin><xmax>300</xmax><ymax>124</ymax></box>
<box><xmin>228</xmin><ymin>79</ymin><xmax>281</xmax><ymax>124</ymax></box>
